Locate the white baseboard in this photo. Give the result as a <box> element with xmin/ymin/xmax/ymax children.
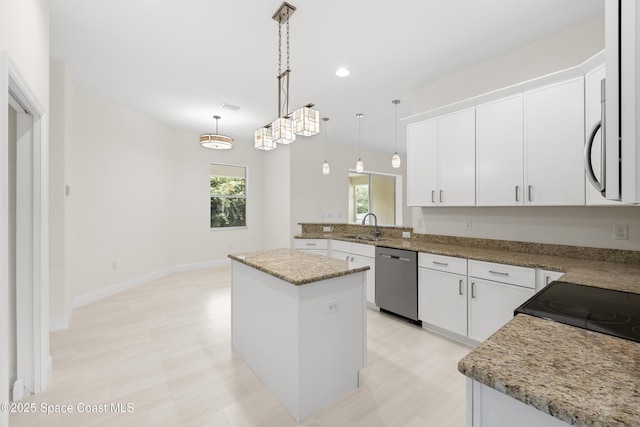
<box><xmin>49</xmin><ymin>258</ymin><xmax>230</xmax><ymax>332</ymax></box>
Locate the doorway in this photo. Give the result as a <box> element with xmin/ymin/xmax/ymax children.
<box><xmin>1</xmin><ymin>53</ymin><xmax>50</xmax><ymax>426</ymax></box>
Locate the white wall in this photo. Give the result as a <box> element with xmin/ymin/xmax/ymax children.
<box><xmin>289</xmin><ymin>135</ymin><xmax>409</xmax><ymax>238</ymax></box>
<box><xmin>413</xmin><ymin>17</ymin><xmax>604</xmax><ymax>113</ymax></box>
<box><xmin>408</xmin><ymin>16</ymin><xmax>640</xmax><ymax>251</ymax></box>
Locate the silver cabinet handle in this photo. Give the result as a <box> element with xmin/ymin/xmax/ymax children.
<box><xmin>439</xmin><ymin>190</ymin><xmax>443</xmax><ymax>203</ymax></box>
<box><xmin>471</xmin><ymin>282</ymin><xmax>476</xmax><ymax>299</ymax></box>
<box><xmin>431</xmin><ymin>190</ymin><xmax>435</xmax><ymax>204</ymax></box>
<box><xmin>459</xmin><ymin>279</ymin><xmax>463</xmax><ymax>296</ymax></box>
<box><xmin>545</xmin><ymin>275</ymin><xmax>551</xmax><ymax>286</ymax></box>
<box><xmin>489</xmin><ymin>270</ymin><xmax>509</xmax><ymax>276</ymax></box>
<box><xmin>345</xmin><ymin>256</ymin><xmax>350</xmax><ymax>261</ymax></box>
<box><xmin>305</xmin><ymin>242</ymin><xmax>317</xmax><ymax>246</ymax></box>
<box><xmin>528</xmin><ymin>185</ymin><xmax>532</xmax><ymax>202</ymax></box>
<box><xmin>515</xmin><ymin>185</ymin><xmax>519</xmax><ymax>202</ymax></box>
<box><xmin>432</xmin><ymin>261</ymin><xmax>449</xmax><ymax>266</ymax></box>
<box><xmin>584</xmin><ymin>120</ymin><xmax>605</xmax><ymax>194</ymax></box>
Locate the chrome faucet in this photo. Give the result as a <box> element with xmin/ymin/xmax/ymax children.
<box><xmin>361</xmin><ymin>213</ymin><xmax>380</xmax><ymax>238</ymax></box>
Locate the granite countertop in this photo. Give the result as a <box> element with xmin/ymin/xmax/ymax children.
<box><xmin>297</xmin><ymin>228</ymin><xmax>640</xmax><ymax>425</ymax></box>
<box><xmin>458</xmin><ymin>314</ymin><xmax>640</xmax><ymax>427</ymax></box>
<box><xmin>295</xmin><ymin>233</ymin><xmax>640</xmax><ymax>294</ymax></box>
<box><xmin>228</xmin><ymin>248</ymin><xmax>369</xmax><ymax>286</ymax></box>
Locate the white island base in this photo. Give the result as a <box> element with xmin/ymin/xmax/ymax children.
<box><xmin>231</xmin><ymin>259</ymin><xmax>367</xmax><ymax>423</ymax></box>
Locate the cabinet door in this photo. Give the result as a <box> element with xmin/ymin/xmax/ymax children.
<box><xmin>418</xmin><ymin>269</ymin><xmax>467</xmax><ymax>336</ymax></box>
<box><xmin>468</xmin><ymin>279</ymin><xmax>534</xmax><ymax>342</ymax></box>
<box><xmin>476</xmin><ymin>95</ymin><xmax>524</xmax><ymax>206</ymax></box>
<box><xmin>438</xmin><ymin>108</ymin><xmax>476</xmax><ymax>206</ymax></box>
<box><xmin>351</xmin><ymin>254</ymin><xmax>376</xmax><ymax>307</ymax></box>
<box><xmin>524</xmin><ymin>78</ymin><xmax>585</xmax><ymax>205</ymax></box>
<box><xmin>407</xmin><ymin>118</ymin><xmax>438</xmax><ymax>206</ymax></box>
<box><xmin>536</xmin><ymin>269</ymin><xmax>564</xmax><ymax>292</ymax></box>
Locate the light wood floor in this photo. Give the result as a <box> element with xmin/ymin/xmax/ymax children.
<box><xmin>11</xmin><ymin>266</ymin><xmax>471</xmax><ymax>426</ymax></box>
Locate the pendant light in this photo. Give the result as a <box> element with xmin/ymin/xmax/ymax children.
<box><xmin>322</xmin><ymin>117</ymin><xmax>330</xmax><ymax>175</ymax></box>
<box><xmin>391</xmin><ymin>100</ymin><xmax>401</xmax><ymax>168</ymax></box>
<box><xmin>356</xmin><ymin>113</ymin><xmax>364</xmax><ymax>173</ymax></box>
<box><xmin>200</xmin><ymin>115</ymin><xmax>234</xmax><ymax>150</ymax></box>
<box><xmin>254</xmin><ymin>2</ymin><xmax>319</xmax><ymax>149</ymax></box>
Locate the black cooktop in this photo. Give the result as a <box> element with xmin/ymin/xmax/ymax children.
<box><xmin>515</xmin><ymin>281</ymin><xmax>640</xmax><ymax>344</ymax></box>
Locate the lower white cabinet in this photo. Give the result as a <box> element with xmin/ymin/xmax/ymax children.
<box><xmin>294</xmin><ymin>239</ymin><xmax>329</xmax><ymax>256</ymax></box>
<box><xmin>467</xmin><ymin>278</ymin><xmax>535</xmax><ymax>342</ymax></box>
<box><xmin>419</xmin><ymin>256</ymin><xmax>537</xmax><ymax>343</ymax></box>
<box><xmin>329</xmin><ymin>240</ymin><xmax>376</xmax><ymax>308</ymax></box>
<box><xmin>467</xmin><ymin>379</ymin><xmax>571</xmax><ymax>427</ymax></box>
<box><xmin>536</xmin><ymin>269</ymin><xmax>564</xmax><ymax>291</ymax></box>
<box><xmin>419</xmin><ymin>268</ymin><xmax>467</xmax><ymax>336</ymax></box>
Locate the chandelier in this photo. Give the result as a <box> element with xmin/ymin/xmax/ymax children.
<box><xmin>200</xmin><ymin>115</ymin><xmax>234</xmax><ymax>150</ymax></box>
<box><xmin>254</xmin><ymin>2</ymin><xmax>320</xmax><ymax>150</ymax></box>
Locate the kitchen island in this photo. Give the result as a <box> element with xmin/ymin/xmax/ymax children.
<box><xmin>228</xmin><ymin>248</ymin><xmax>368</xmax><ymax>422</ymax></box>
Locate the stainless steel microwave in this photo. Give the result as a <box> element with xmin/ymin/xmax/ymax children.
<box><xmin>587</xmin><ymin>0</ymin><xmax>640</xmax><ymax>203</ymax></box>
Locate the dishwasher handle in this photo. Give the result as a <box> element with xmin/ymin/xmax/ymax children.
<box><xmin>379</xmin><ymin>253</ymin><xmax>411</xmax><ymax>262</ymax></box>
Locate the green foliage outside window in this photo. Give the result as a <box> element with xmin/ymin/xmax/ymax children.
<box><xmin>210</xmin><ymin>176</ymin><xmax>246</xmax><ymax>228</ymax></box>
<box><xmin>355</xmin><ymin>185</ymin><xmax>370</xmax><ymax>215</ymax></box>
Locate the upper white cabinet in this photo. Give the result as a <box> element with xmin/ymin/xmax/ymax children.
<box><xmin>523</xmin><ymin>77</ymin><xmax>585</xmax><ymax>206</ymax></box>
<box><xmin>476</xmin><ymin>95</ymin><xmax>525</xmax><ymax>206</ymax></box>
<box><xmin>407</xmin><ymin>109</ymin><xmax>475</xmax><ymax>207</ymax></box>
<box><xmin>407</xmin><ymin>118</ymin><xmax>438</xmax><ymax>206</ymax></box>
<box><xmin>438</xmin><ymin>108</ymin><xmax>476</xmax><ymax>206</ymax></box>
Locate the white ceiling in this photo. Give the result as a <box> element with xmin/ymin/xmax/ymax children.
<box><xmin>49</xmin><ymin>0</ymin><xmax>604</xmax><ymax>155</ymax></box>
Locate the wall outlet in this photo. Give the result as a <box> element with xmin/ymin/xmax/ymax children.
<box><xmin>326</xmin><ymin>299</ymin><xmax>340</xmax><ymax>314</ymax></box>
<box><xmin>323</xmin><ymin>226</ymin><xmax>332</xmax><ymax>232</ymax></box>
<box><xmin>417</xmin><ymin>217</ymin><xmax>424</xmax><ymax>227</ymax></box>
<box><xmin>465</xmin><ymin>220</ymin><xmax>473</xmax><ymax>231</ymax></box>
<box><xmin>614</xmin><ymin>224</ymin><xmax>629</xmax><ymax>240</ymax></box>
<box><xmin>402</xmin><ymin>231</ymin><xmax>411</xmax><ymax>239</ymax></box>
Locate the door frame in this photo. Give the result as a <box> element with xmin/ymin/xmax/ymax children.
<box><xmin>1</xmin><ymin>52</ymin><xmax>50</xmax><ymax>426</ymax></box>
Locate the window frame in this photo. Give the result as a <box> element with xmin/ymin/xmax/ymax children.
<box><xmin>348</xmin><ymin>170</ymin><xmax>399</xmax><ymax>226</ymax></box>
<box><xmin>210</xmin><ymin>163</ymin><xmax>248</xmax><ymax>231</ymax></box>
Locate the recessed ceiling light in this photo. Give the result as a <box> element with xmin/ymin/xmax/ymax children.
<box><xmin>336</xmin><ymin>68</ymin><xmax>350</xmax><ymax>77</ymax></box>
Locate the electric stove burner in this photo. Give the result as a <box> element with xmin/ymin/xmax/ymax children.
<box><xmin>515</xmin><ymin>281</ymin><xmax>640</xmax><ymax>344</ymax></box>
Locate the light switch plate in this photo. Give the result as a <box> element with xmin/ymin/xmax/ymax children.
<box><xmin>323</xmin><ymin>226</ymin><xmax>331</xmax><ymax>232</ymax></box>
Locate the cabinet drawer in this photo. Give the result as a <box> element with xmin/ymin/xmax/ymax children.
<box><xmin>330</xmin><ymin>239</ymin><xmax>351</xmax><ymax>253</ymax></box>
<box><xmin>468</xmin><ymin>260</ymin><xmax>535</xmax><ymax>289</ymax></box>
<box><xmin>294</xmin><ymin>239</ymin><xmax>328</xmax><ymax>250</ymax></box>
<box><xmin>351</xmin><ymin>242</ymin><xmax>375</xmax><ymax>258</ymax></box>
<box><xmin>419</xmin><ymin>253</ymin><xmax>467</xmax><ymax>275</ymax></box>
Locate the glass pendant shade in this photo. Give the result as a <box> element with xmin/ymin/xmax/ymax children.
<box><xmin>322</xmin><ymin>160</ymin><xmax>330</xmax><ymax>175</ymax></box>
<box><xmin>356</xmin><ymin>158</ymin><xmax>364</xmax><ymax>173</ymax></box>
<box><xmin>200</xmin><ymin>134</ymin><xmax>234</xmax><ymax>150</ymax></box>
<box><xmin>392</xmin><ymin>152</ymin><xmax>401</xmax><ymax>168</ymax></box>
<box><xmin>293</xmin><ymin>106</ymin><xmax>320</xmax><ymax>136</ymax></box>
<box><xmin>272</xmin><ymin>117</ymin><xmax>296</xmax><ymax>144</ymax></box>
<box><xmin>255</xmin><ymin>127</ymin><xmax>277</xmax><ymax>151</ymax></box>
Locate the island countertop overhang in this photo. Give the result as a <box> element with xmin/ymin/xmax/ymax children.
<box><xmin>228</xmin><ymin>248</ymin><xmax>369</xmax><ymax>286</ymax></box>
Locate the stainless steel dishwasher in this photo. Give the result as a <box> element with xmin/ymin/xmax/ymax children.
<box><xmin>375</xmin><ymin>247</ymin><xmax>419</xmax><ymax>325</ymax></box>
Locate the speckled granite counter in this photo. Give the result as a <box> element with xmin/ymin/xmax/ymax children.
<box><xmin>458</xmin><ymin>314</ymin><xmax>640</xmax><ymax>427</ymax></box>
<box><xmin>294</xmin><ymin>232</ymin><xmax>640</xmax><ymax>294</ymax></box>
<box><xmin>228</xmin><ymin>248</ymin><xmax>369</xmax><ymax>286</ymax></box>
<box><xmin>295</xmin><ymin>226</ymin><xmax>640</xmax><ymax>426</ymax></box>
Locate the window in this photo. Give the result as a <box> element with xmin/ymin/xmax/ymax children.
<box><xmin>348</xmin><ymin>172</ymin><xmax>397</xmax><ymax>225</ymax></box>
<box><xmin>210</xmin><ymin>164</ymin><xmax>246</xmax><ymax>229</ymax></box>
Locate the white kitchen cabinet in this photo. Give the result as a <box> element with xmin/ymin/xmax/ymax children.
<box><xmin>476</xmin><ymin>95</ymin><xmax>525</xmax><ymax>206</ymax></box>
<box><xmin>294</xmin><ymin>239</ymin><xmax>329</xmax><ymax>256</ymax></box>
<box><xmin>467</xmin><ymin>278</ymin><xmax>535</xmax><ymax>342</ymax></box>
<box><xmin>406</xmin><ymin>108</ymin><xmax>475</xmax><ymax>207</ymax></box>
<box><xmin>419</xmin><ymin>268</ymin><xmax>467</xmax><ymax>337</ymax></box>
<box><xmin>536</xmin><ymin>269</ymin><xmax>564</xmax><ymax>291</ymax></box>
<box><xmin>468</xmin><ymin>260</ymin><xmax>535</xmax><ymax>343</ymax></box>
<box><xmin>418</xmin><ymin>253</ymin><xmax>468</xmax><ymax>336</ymax></box>
<box><xmin>467</xmin><ymin>379</ymin><xmax>571</xmax><ymax>427</ymax></box>
<box><xmin>407</xmin><ymin>118</ymin><xmax>438</xmax><ymax>206</ymax></box>
<box><xmin>524</xmin><ymin>77</ymin><xmax>586</xmax><ymax>206</ymax></box>
<box><xmin>438</xmin><ymin>108</ymin><xmax>476</xmax><ymax>206</ymax></box>
<box><xmin>329</xmin><ymin>240</ymin><xmax>376</xmax><ymax>308</ymax></box>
